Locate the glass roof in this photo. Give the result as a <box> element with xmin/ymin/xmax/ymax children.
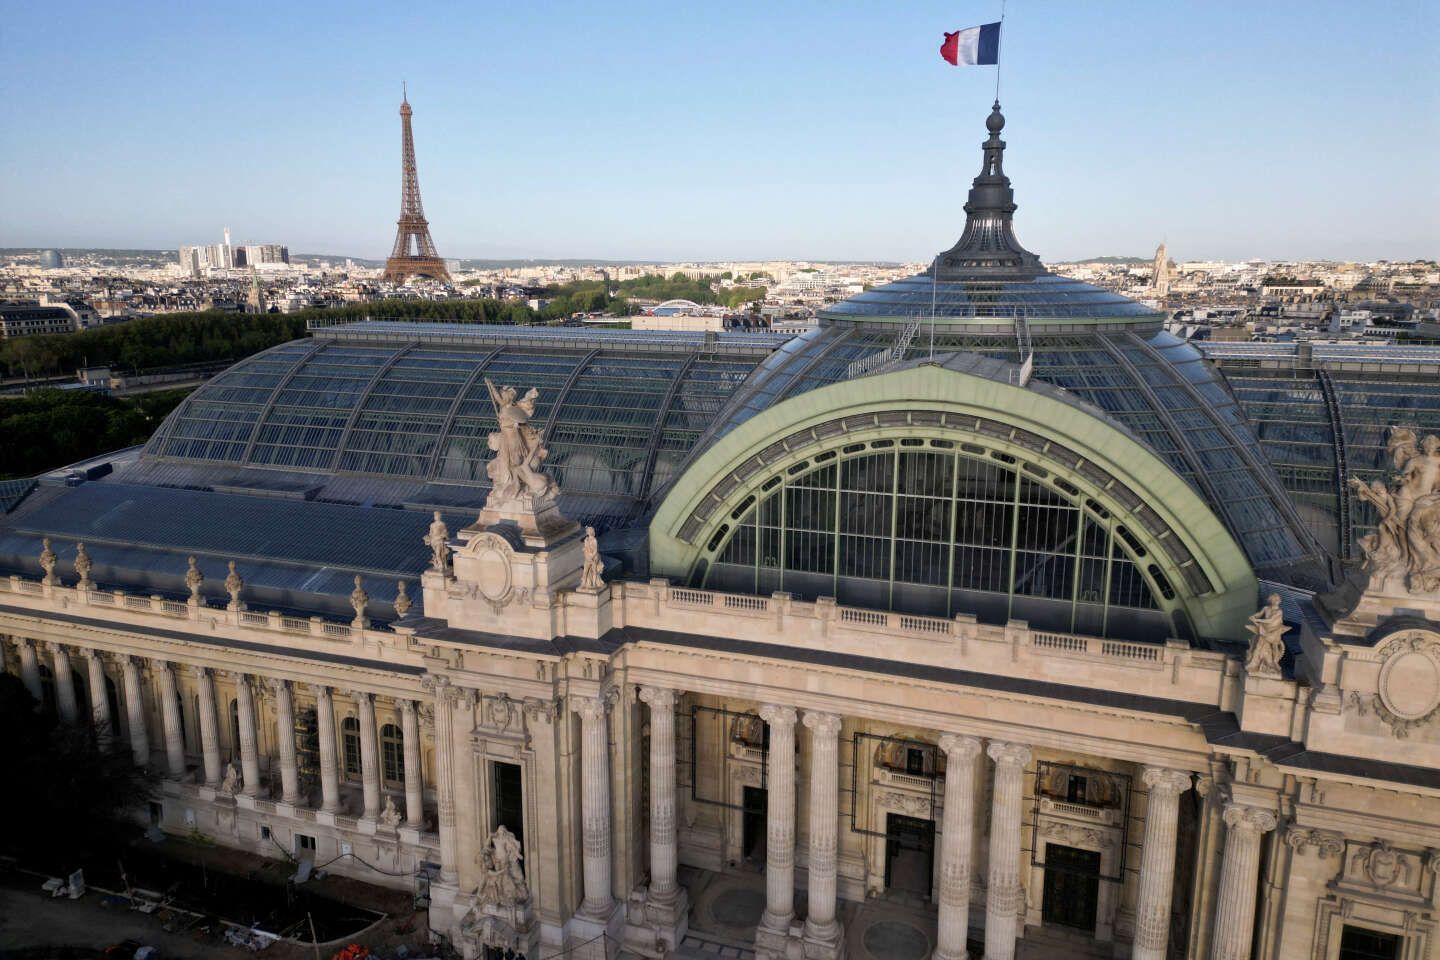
<box><xmin>821</xmin><ymin>272</ymin><xmax>1161</xmax><ymax>325</ymax></box>
<box><xmin>140</xmin><ymin>325</ymin><xmax>769</xmax><ymax>525</ymax></box>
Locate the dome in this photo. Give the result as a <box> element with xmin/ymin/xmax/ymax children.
<box><xmin>681</xmin><ymin>105</ymin><xmax>1327</xmax><ymax>584</ymax></box>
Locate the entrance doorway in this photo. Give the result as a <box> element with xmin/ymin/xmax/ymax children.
<box><xmin>491</xmin><ymin>762</ymin><xmax>524</xmax><ymax>847</ymax></box>
<box><xmin>742</xmin><ymin>786</ymin><xmax>767</xmax><ymax>865</ymax></box>
<box><xmin>1042</xmin><ymin>843</ymin><xmax>1101</xmax><ymax>932</ymax></box>
<box><xmin>885</xmin><ymin>813</ymin><xmax>935</xmax><ymax>896</ymax></box>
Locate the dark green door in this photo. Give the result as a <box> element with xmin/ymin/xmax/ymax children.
<box><xmin>1042</xmin><ymin>843</ymin><xmax>1100</xmax><ymax>932</ymax></box>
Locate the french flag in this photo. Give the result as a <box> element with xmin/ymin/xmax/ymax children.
<box><xmin>941</xmin><ymin>22</ymin><xmax>1001</xmax><ymax>66</ymax></box>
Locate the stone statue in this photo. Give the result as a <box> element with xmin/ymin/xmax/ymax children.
<box><xmin>483</xmin><ymin>379</ymin><xmax>557</xmax><ymax>507</ymax></box>
<box><xmin>350</xmin><ymin>575</ymin><xmax>369</xmax><ymax>624</ymax></box>
<box><xmin>185</xmin><ymin>556</ymin><xmax>204</xmax><ymax>601</ymax></box>
<box><xmin>219</xmin><ymin>762</ymin><xmax>241</xmax><ymax>797</ymax></box>
<box><xmin>1349</xmin><ymin>427</ymin><xmax>1440</xmax><ymax>596</ymax></box>
<box><xmin>1245</xmin><ymin>593</ymin><xmax>1286</xmax><ymax>677</ymax></box>
<box><xmin>379</xmin><ymin>795</ymin><xmax>402</xmax><ymax>829</ymax></box>
<box><xmin>40</xmin><ymin>537</ymin><xmax>58</xmax><ymax>586</ymax></box>
<box><xmin>73</xmin><ymin>543</ymin><xmax>93</xmax><ymax>589</ymax></box>
<box><xmin>579</xmin><ymin>526</ymin><xmax>603</xmax><ymax>591</ymax></box>
<box><xmin>426</xmin><ymin>511</ymin><xmax>450</xmax><ymax>575</ymax></box>
<box><xmin>224</xmin><ymin>561</ymin><xmax>244</xmax><ymax>609</ymax></box>
<box><xmin>393</xmin><ymin>580</ymin><xmax>412</xmax><ymax>618</ymax></box>
<box><xmin>475</xmin><ymin>825</ymin><xmax>528</xmax><ymax>906</ymax></box>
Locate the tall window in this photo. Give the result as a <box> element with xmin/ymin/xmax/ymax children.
<box><xmin>1339</xmin><ymin>926</ymin><xmax>1401</xmax><ymax>960</ymax></box>
<box><xmin>341</xmin><ymin>716</ymin><xmax>361</xmax><ymax>778</ymax></box>
<box><xmin>229</xmin><ymin>699</ymin><xmax>240</xmax><ymax>761</ymax></box>
<box><xmin>705</xmin><ymin>441</ymin><xmax>1171</xmax><ymax>638</ymax></box>
<box><xmin>38</xmin><ymin>664</ymin><xmax>56</xmax><ymax>716</ymax></box>
<box><xmin>380</xmin><ymin>723</ymin><xmax>404</xmax><ymax>785</ymax></box>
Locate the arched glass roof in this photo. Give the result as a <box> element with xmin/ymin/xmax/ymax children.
<box><xmin>137</xmin><ymin>323</ymin><xmax>776</xmax><ymax>527</ymax></box>
<box><xmin>822</xmin><ymin>272</ymin><xmax>1160</xmax><ymax>326</ymax></box>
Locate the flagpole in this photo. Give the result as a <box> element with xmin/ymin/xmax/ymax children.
<box><xmin>995</xmin><ymin>0</ymin><xmax>1007</xmax><ymax>101</ymax></box>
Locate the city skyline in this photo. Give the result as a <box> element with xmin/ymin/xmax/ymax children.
<box><xmin>2</xmin><ymin>1</ymin><xmax>1437</xmax><ymax>263</ymax></box>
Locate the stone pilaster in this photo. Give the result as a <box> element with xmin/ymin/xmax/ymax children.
<box><xmin>983</xmin><ymin>740</ymin><xmax>1031</xmax><ymax>960</ymax></box>
<box><xmin>355</xmin><ymin>691</ymin><xmax>381</xmax><ymax>820</ymax></box>
<box><xmin>270</xmin><ymin>678</ymin><xmax>300</xmax><ymax>805</ymax></box>
<box><xmin>158</xmin><ymin>661</ymin><xmax>186</xmax><ymax>778</ymax></box>
<box><xmin>17</xmin><ymin>638</ymin><xmax>42</xmax><ymax>704</ymax></box>
<box><xmin>432</xmin><ymin>678</ymin><xmax>459</xmax><ymax>884</ymax></box>
<box><xmin>121</xmin><ymin>656</ymin><xmax>149</xmax><ymax>767</ymax></box>
<box><xmin>233</xmin><ymin>674</ymin><xmax>260</xmax><ymax>797</ymax></box>
<box><xmin>84</xmin><ymin>649</ymin><xmax>113</xmax><ymax>745</ymax></box>
<box><xmin>401</xmin><ymin>699</ymin><xmax>424</xmax><ymax>827</ymax></box>
<box><xmin>193</xmin><ymin>666</ymin><xmax>222</xmax><ymax>787</ymax></box>
<box><xmin>315</xmin><ymin>685</ymin><xmax>340</xmax><ymax>813</ymax></box>
<box><xmin>1209</xmin><ymin>802</ymin><xmax>1278</xmax><ymax>960</ymax></box>
<box><xmin>53</xmin><ymin>644</ymin><xmax>78</xmax><ymax>724</ymax></box>
<box><xmin>1134</xmin><ymin>767</ymin><xmax>1193</xmax><ymax>960</ymax></box>
<box><xmin>756</xmin><ymin>703</ymin><xmax>798</xmax><ymax>959</ymax></box>
<box><xmin>935</xmin><ymin>734</ymin><xmax>982</xmax><ymax>960</ymax></box>
<box><xmin>803</xmin><ymin>710</ymin><xmax>845</xmax><ymax>958</ymax></box>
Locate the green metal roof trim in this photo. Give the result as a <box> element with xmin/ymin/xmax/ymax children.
<box><xmin>650</xmin><ymin>363</ymin><xmax>1257</xmax><ymax>641</ymax></box>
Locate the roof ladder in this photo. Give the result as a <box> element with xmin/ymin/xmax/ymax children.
<box><xmin>846</xmin><ymin>317</ymin><xmax>923</xmax><ymax>380</ymax></box>
<box><xmin>1316</xmin><ymin>367</ymin><xmax>1354</xmax><ymax>559</ymax></box>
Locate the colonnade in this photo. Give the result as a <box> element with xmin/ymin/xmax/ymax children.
<box><xmin>8</xmin><ymin>637</ymin><xmax>426</xmax><ymax>828</ymax></box>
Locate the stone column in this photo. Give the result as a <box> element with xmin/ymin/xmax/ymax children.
<box><xmin>984</xmin><ymin>741</ymin><xmax>1031</xmax><ymax>960</ymax></box>
<box><xmin>1134</xmin><ymin>767</ymin><xmax>1193</xmax><ymax>960</ymax></box>
<box><xmin>158</xmin><ymin>662</ymin><xmax>186</xmax><ymax>778</ymax></box>
<box><xmin>315</xmin><ymin>685</ymin><xmax>340</xmax><ymax>813</ymax></box>
<box><xmin>194</xmin><ymin>666</ymin><xmax>222</xmax><ymax>787</ymax></box>
<box><xmin>53</xmin><ymin>645</ymin><xmax>79</xmax><ymax>724</ymax></box>
<box><xmin>234</xmin><ymin>674</ymin><xmax>260</xmax><ymax>798</ymax></box>
<box><xmin>356</xmin><ymin>691</ymin><xmax>381</xmax><ymax>820</ymax></box>
<box><xmin>935</xmin><ymin>734</ymin><xmax>983</xmax><ymax>960</ymax></box>
<box><xmin>121</xmin><ymin>656</ymin><xmax>150</xmax><ymax>767</ymax></box>
<box><xmin>271</xmin><ymin>679</ymin><xmax>300</xmax><ymax>805</ymax></box>
<box><xmin>17</xmin><ymin>638</ymin><xmax>42</xmax><ymax>703</ymax></box>
<box><xmin>401</xmin><ymin>699</ymin><xmax>424</xmax><ymax>827</ymax></box>
<box><xmin>1209</xmin><ymin>803</ymin><xmax>1278</xmax><ymax>960</ymax></box>
<box><xmin>575</xmin><ymin>693</ymin><xmax>614</xmax><ymax>916</ymax></box>
<box><xmin>639</xmin><ymin>686</ymin><xmax>681</xmax><ymax>903</ymax></box>
<box><xmin>758</xmin><ymin>704</ymin><xmax>798</xmax><ymax>934</ymax></box>
<box><xmin>85</xmin><ymin>650</ymin><xmax>113</xmax><ymax>744</ymax></box>
<box><xmin>802</xmin><ymin>711</ymin><xmax>844</xmax><ymax>951</ymax></box>
<box><xmin>432</xmin><ymin>679</ymin><xmax>459</xmax><ymax>883</ymax></box>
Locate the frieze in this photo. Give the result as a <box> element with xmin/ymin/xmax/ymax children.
<box><xmin>1038</xmin><ymin>819</ymin><xmax>1115</xmax><ymax>851</ymax></box>
<box><xmin>876</xmin><ymin>790</ymin><xmax>932</xmax><ymax>818</ymax></box>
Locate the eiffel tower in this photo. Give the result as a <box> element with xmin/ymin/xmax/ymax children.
<box><xmin>382</xmin><ymin>87</ymin><xmax>450</xmax><ymax>283</ymax></box>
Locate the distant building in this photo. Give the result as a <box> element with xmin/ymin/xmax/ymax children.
<box><xmin>38</xmin><ymin>249</ymin><xmax>64</xmax><ymax>270</ymax></box>
<box><xmin>1151</xmin><ymin>242</ymin><xmax>1170</xmax><ymax>298</ymax></box>
<box><xmin>179</xmin><ymin>229</ymin><xmax>287</xmax><ymax>274</ymax></box>
<box><xmin>0</xmin><ymin>301</ymin><xmax>80</xmax><ymax>338</ymax></box>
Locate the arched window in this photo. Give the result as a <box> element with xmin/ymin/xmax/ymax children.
<box><xmin>341</xmin><ymin>716</ymin><xmax>361</xmax><ymax>779</ymax></box>
<box><xmin>705</xmin><ymin>441</ymin><xmax>1167</xmax><ymax>639</ymax></box>
<box><xmin>380</xmin><ymin>723</ymin><xmax>404</xmax><ymax>785</ymax></box>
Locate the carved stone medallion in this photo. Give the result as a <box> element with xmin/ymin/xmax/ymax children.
<box><xmin>1378</xmin><ymin>630</ymin><xmax>1440</xmax><ymax>720</ymax></box>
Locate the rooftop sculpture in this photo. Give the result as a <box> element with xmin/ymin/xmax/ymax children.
<box><xmin>1349</xmin><ymin>427</ymin><xmax>1440</xmax><ymax>597</ymax></box>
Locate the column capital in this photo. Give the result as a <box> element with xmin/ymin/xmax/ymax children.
<box><xmin>400</xmin><ymin>698</ymin><xmax>417</xmax><ymax>716</ymax></box>
<box><xmin>1142</xmin><ymin>766</ymin><xmax>1193</xmax><ymax>796</ymax></box>
<box><xmin>82</xmin><ymin>647</ymin><xmax>104</xmax><ymax>662</ymax></box>
<box><xmin>802</xmin><ymin>709</ymin><xmax>842</xmax><ymax>737</ymax></box>
<box><xmin>572</xmin><ymin>693</ymin><xmax>607</xmax><ymax>721</ymax></box>
<box><xmin>265</xmin><ymin>676</ymin><xmax>290</xmax><ymax>696</ymax></box>
<box><xmin>1222</xmin><ymin>802</ymin><xmax>1278</xmax><ymax>834</ymax></box>
<box><xmin>986</xmin><ymin>739</ymin><xmax>1031</xmax><ymax>767</ymax></box>
<box><xmin>190</xmin><ymin>664</ymin><xmax>210</xmax><ymax>679</ymax></box>
<box><xmin>758</xmin><ymin>703</ymin><xmax>797</xmax><ymax>728</ymax></box>
<box><xmin>938</xmin><ymin>732</ymin><xmax>982</xmax><ymax>760</ymax></box>
<box><xmin>638</xmin><ymin>685</ymin><xmax>676</xmax><ymax>710</ymax></box>
<box><xmin>312</xmin><ymin>683</ymin><xmax>333</xmax><ymax>699</ymax></box>
<box><xmin>350</xmin><ymin>689</ymin><xmax>374</xmax><ymax>705</ymax></box>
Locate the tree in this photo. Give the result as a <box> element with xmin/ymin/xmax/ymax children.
<box><xmin>0</xmin><ymin>674</ymin><xmax>154</xmax><ymax>869</ymax></box>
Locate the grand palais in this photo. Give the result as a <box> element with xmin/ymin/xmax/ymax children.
<box><xmin>2</xmin><ymin>105</ymin><xmax>1438</xmax><ymax>960</ymax></box>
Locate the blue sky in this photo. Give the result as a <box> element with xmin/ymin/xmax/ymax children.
<box><xmin>2</xmin><ymin>0</ymin><xmax>1436</xmax><ymax>262</ymax></box>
